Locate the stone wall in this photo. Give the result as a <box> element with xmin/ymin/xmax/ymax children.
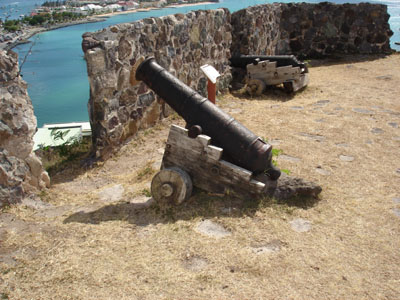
<box><xmin>0</xmin><ymin>50</ymin><xmax>50</xmax><ymax>207</ymax></box>
<box><xmin>84</xmin><ymin>3</ymin><xmax>392</xmax><ymax>159</ymax></box>
<box><xmin>231</xmin><ymin>2</ymin><xmax>393</xmax><ymax>58</ymax></box>
<box><xmin>230</xmin><ymin>3</ymin><xmax>282</xmax><ymax>57</ymax></box>
<box><xmin>83</xmin><ymin>8</ymin><xmax>232</xmax><ymax>159</ymax></box>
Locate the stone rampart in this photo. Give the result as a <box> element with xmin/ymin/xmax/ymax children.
<box><xmin>83</xmin><ymin>8</ymin><xmax>232</xmax><ymax>159</ymax></box>
<box><xmin>84</xmin><ymin>3</ymin><xmax>392</xmax><ymax>159</ymax></box>
<box><xmin>0</xmin><ymin>50</ymin><xmax>50</xmax><ymax>207</ymax></box>
<box><xmin>230</xmin><ymin>3</ymin><xmax>282</xmax><ymax>56</ymax></box>
<box><xmin>231</xmin><ymin>2</ymin><xmax>393</xmax><ymax>58</ymax></box>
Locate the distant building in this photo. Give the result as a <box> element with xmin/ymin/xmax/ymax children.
<box><xmin>33</xmin><ymin>122</ymin><xmax>92</xmax><ymax>150</ymax></box>
<box><xmin>85</xmin><ymin>4</ymin><xmax>104</xmax><ymax>11</ymax></box>
<box><xmin>118</xmin><ymin>1</ymin><xmax>139</xmax><ymax>11</ymax></box>
<box><xmin>104</xmin><ymin>3</ymin><xmax>122</xmax><ymax>12</ymax></box>
<box><xmin>74</xmin><ymin>3</ymin><xmax>104</xmax><ymax>14</ymax></box>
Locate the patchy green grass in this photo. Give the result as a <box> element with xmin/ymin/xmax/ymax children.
<box><xmin>137</xmin><ymin>163</ymin><xmax>156</xmax><ymax>181</ymax></box>
<box><xmin>35</xmin><ymin>136</ymin><xmax>92</xmax><ymax>176</ymax></box>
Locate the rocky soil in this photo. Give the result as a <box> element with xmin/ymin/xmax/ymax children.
<box><xmin>1</xmin><ymin>53</ymin><xmax>399</xmax><ymax>300</ymax></box>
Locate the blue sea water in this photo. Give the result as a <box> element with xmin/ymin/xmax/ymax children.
<box><xmin>4</xmin><ymin>0</ymin><xmax>400</xmax><ymax>126</ymax></box>
<box><xmin>0</xmin><ymin>0</ymin><xmax>41</xmax><ymax>20</ymax></box>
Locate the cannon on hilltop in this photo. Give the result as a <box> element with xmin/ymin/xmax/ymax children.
<box><xmin>230</xmin><ymin>55</ymin><xmax>309</xmax><ymax>95</ymax></box>
<box><xmin>132</xmin><ymin>57</ymin><xmax>281</xmax><ymax>205</ymax></box>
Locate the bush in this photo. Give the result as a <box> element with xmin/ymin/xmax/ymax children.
<box><xmin>4</xmin><ymin>19</ymin><xmax>20</xmax><ymax>32</ymax></box>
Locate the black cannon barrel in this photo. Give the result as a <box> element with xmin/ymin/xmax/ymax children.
<box><xmin>230</xmin><ymin>55</ymin><xmax>308</xmax><ymax>73</ymax></box>
<box><xmin>135</xmin><ymin>57</ymin><xmax>280</xmax><ymax>180</ymax></box>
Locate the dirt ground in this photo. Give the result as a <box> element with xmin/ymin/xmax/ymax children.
<box><xmin>1</xmin><ymin>53</ymin><xmax>400</xmax><ymax>300</ymax></box>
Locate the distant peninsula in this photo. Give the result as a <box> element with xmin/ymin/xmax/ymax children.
<box><xmin>0</xmin><ymin>0</ymin><xmax>218</xmax><ymax>50</ymax></box>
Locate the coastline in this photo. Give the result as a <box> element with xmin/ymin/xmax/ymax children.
<box><xmin>2</xmin><ymin>1</ymin><xmax>216</xmax><ymax>51</ymax></box>
<box><xmin>96</xmin><ymin>1</ymin><xmax>215</xmax><ymax>17</ymax></box>
<box><xmin>2</xmin><ymin>17</ymin><xmax>106</xmax><ymax>51</ymax></box>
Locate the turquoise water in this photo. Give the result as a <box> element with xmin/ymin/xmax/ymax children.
<box><xmin>9</xmin><ymin>0</ymin><xmax>400</xmax><ymax>127</ymax></box>
<box><xmin>0</xmin><ymin>0</ymin><xmax>40</xmax><ymax>20</ymax></box>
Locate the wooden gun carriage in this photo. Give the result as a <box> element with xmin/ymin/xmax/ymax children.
<box><xmin>230</xmin><ymin>55</ymin><xmax>309</xmax><ymax>95</ymax></box>
<box><xmin>133</xmin><ymin>57</ymin><xmax>282</xmax><ymax>205</ymax></box>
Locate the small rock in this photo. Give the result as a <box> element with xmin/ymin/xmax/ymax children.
<box><xmin>157</xmin><ymin>148</ymin><xmax>165</xmax><ymax>155</ymax></box>
<box><xmin>392</xmin><ymin>197</ymin><xmax>400</xmax><ymax>204</ymax></box>
<box><xmin>26</xmin><ymin>153</ymin><xmax>43</xmax><ymax>177</ymax></box>
<box><xmin>278</xmin><ymin>155</ymin><xmax>301</xmax><ymax>162</ymax></box>
<box><xmin>376</xmin><ymin>75</ymin><xmax>392</xmax><ymax>80</ymax></box>
<box><xmin>315</xmin><ymin>167</ymin><xmax>331</xmax><ymax>175</ymax></box>
<box><xmin>41</xmin><ymin>171</ymin><xmax>51</xmax><ymax>188</ymax></box>
<box><xmin>388</xmin><ymin>122</ymin><xmax>398</xmax><ymax>128</ymax></box>
<box><xmin>298</xmin><ymin>132</ymin><xmax>325</xmax><ymax>142</ymax></box>
<box><xmin>290</xmin><ymin>218</ymin><xmax>312</xmax><ymax>232</ymax></box>
<box><xmin>396</xmin><ymin>168</ymin><xmax>400</xmax><ymax>175</ymax></box>
<box><xmin>336</xmin><ymin>143</ymin><xmax>349</xmax><ymax>147</ymax></box>
<box><xmin>352</xmin><ymin>108</ymin><xmax>374</xmax><ymax>114</ymax></box>
<box><xmin>393</xmin><ymin>136</ymin><xmax>400</xmax><ymax>141</ymax></box>
<box><xmin>99</xmin><ymin>184</ymin><xmax>124</xmax><ymax>202</ymax></box>
<box><xmin>371</xmin><ymin>128</ymin><xmax>384</xmax><ymax>134</ymax></box>
<box><xmin>339</xmin><ymin>155</ymin><xmax>354</xmax><ymax>162</ymax></box>
<box><xmin>313</xmin><ymin>100</ymin><xmax>330</xmax><ymax>106</ymax></box>
<box><xmin>269</xmin><ymin>139</ymin><xmax>281</xmax><ymax>146</ymax></box>
<box><xmin>290</xmin><ymin>106</ymin><xmax>304</xmax><ymax>110</ymax></box>
<box><xmin>393</xmin><ymin>208</ymin><xmax>400</xmax><ymax>218</ymax></box>
<box><xmin>251</xmin><ymin>239</ymin><xmax>282</xmax><ymax>254</ymax></box>
<box><xmin>334</xmin><ymin>107</ymin><xmax>344</xmax><ymax>111</ymax></box>
<box><xmin>270</xmin><ymin>105</ymin><xmax>280</xmax><ymax>109</ymax></box>
<box><xmin>315</xmin><ymin>118</ymin><xmax>325</xmax><ymax>123</ymax></box>
<box><xmin>195</xmin><ymin>220</ymin><xmax>231</xmax><ymax>238</ymax></box>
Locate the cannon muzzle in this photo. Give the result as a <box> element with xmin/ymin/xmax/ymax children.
<box><xmin>135</xmin><ymin>57</ymin><xmax>281</xmax><ymax>180</ymax></box>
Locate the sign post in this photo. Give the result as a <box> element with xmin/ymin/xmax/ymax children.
<box><xmin>200</xmin><ymin>64</ymin><xmax>220</xmax><ymax>104</ymax></box>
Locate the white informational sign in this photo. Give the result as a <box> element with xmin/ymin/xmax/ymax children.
<box><xmin>200</xmin><ymin>64</ymin><xmax>220</xmax><ymax>84</ymax></box>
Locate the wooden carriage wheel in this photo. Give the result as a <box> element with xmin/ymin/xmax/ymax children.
<box><xmin>246</xmin><ymin>78</ymin><xmax>266</xmax><ymax>96</ymax></box>
<box><xmin>151</xmin><ymin>167</ymin><xmax>193</xmax><ymax>205</ymax></box>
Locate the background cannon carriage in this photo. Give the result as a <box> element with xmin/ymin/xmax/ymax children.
<box><xmin>230</xmin><ymin>55</ymin><xmax>309</xmax><ymax>95</ymax></box>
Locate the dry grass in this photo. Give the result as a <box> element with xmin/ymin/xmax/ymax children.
<box><xmin>1</xmin><ymin>53</ymin><xmax>400</xmax><ymax>300</ymax></box>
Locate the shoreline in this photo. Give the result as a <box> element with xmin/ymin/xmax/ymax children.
<box><xmin>3</xmin><ymin>17</ymin><xmax>106</xmax><ymax>51</ymax></box>
<box><xmin>96</xmin><ymin>1</ymin><xmax>215</xmax><ymax>17</ymax></box>
<box><xmin>2</xmin><ymin>1</ymin><xmax>216</xmax><ymax>51</ymax></box>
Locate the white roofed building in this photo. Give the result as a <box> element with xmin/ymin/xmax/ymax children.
<box><xmin>104</xmin><ymin>4</ymin><xmax>122</xmax><ymax>12</ymax></box>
